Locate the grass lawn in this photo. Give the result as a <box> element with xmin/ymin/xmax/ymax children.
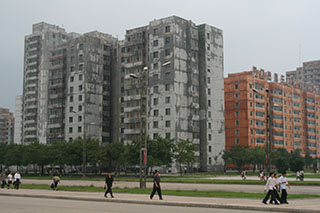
<box><xmin>22</xmin><ymin>175</ymin><xmax>320</xmax><ymax>185</ymax></box>
<box><xmin>19</xmin><ymin>184</ymin><xmax>320</xmax><ymax>199</ymax></box>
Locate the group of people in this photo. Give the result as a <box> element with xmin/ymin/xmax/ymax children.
<box><xmin>0</xmin><ymin>170</ymin><xmax>22</xmax><ymax>190</ymax></box>
<box><xmin>262</xmin><ymin>171</ymin><xmax>290</xmax><ymax>205</ymax></box>
<box><xmin>103</xmin><ymin>170</ymin><xmax>163</xmax><ymax>200</ymax></box>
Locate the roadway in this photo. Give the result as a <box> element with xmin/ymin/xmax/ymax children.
<box><xmin>0</xmin><ymin>196</ymin><xmax>271</xmax><ymax>213</ymax></box>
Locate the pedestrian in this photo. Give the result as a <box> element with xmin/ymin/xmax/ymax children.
<box><xmin>14</xmin><ymin>170</ymin><xmax>21</xmax><ymax>190</ymax></box>
<box><xmin>299</xmin><ymin>169</ymin><xmax>304</xmax><ymax>181</ymax></box>
<box><xmin>296</xmin><ymin>171</ymin><xmax>301</xmax><ymax>181</ymax></box>
<box><xmin>271</xmin><ymin>173</ymin><xmax>282</xmax><ymax>204</ymax></box>
<box><xmin>184</xmin><ymin>167</ymin><xmax>187</xmax><ymax>175</ymax></box>
<box><xmin>104</xmin><ymin>171</ymin><xmax>114</xmax><ymax>198</ymax></box>
<box><xmin>241</xmin><ymin>170</ymin><xmax>246</xmax><ymax>180</ymax></box>
<box><xmin>279</xmin><ymin>171</ymin><xmax>290</xmax><ymax>204</ymax></box>
<box><xmin>150</xmin><ymin>170</ymin><xmax>163</xmax><ymax>200</ymax></box>
<box><xmin>1</xmin><ymin>171</ymin><xmax>7</xmax><ymax>189</ymax></box>
<box><xmin>262</xmin><ymin>172</ymin><xmax>279</xmax><ymax>205</ymax></box>
<box><xmin>52</xmin><ymin>173</ymin><xmax>60</xmax><ymax>191</ymax></box>
<box><xmin>7</xmin><ymin>172</ymin><xmax>13</xmax><ymax>189</ymax></box>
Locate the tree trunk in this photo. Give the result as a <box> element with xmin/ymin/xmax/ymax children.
<box><xmin>179</xmin><ymin>163</ymin><xmax>182</xmax><ymax>176</ymax></box>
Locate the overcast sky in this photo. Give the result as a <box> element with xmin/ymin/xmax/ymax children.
<box><xmin>1</xmin><ymin>0</ymin><xmax>320</xmax><ymax>112</ymax></box>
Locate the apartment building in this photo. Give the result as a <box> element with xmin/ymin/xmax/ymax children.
<box><xmin>225</xmin><ymin>68</ymin><xmax>320</xmax><ymax>160</ymax></box>
<box><xmin>22</xmin><ymin>22</ymin><xmax>67</xmax><ymax>144</ymax></box>
<box><xmin>287</xmin><ymin>60</ymin><xmax>320</xmax><ymax>93</ymax></box>
<box><xmin>14</xmin><ymin>96</ymin><xmax>23</xmax><ymax>144</ymax></box>
<box><xmin>0</xmin><ymin>108</ymin><xmax>14</xmax><ymax>144</ymax></box>
<box><xmin>119</xmin><ymin>16</ymin><xmax>225</xmax><ymax>172</ymax></box>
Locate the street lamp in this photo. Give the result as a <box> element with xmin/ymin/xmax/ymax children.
<box><xmin>129</xmin><ymin>66</ymin><xmax>148</xmax><ymax>188</ymax></box>
<box><xmin>252</xmin><ymin>88</ymin><xmax>272</xmax><ymax>172</ymax></box>
<box><xmin>71</xmin><ymin>110</ymin><xmax>96</xmax><ymax>178</ymax></box>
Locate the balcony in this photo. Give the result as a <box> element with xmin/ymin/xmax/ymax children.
<box><xmin>124</xmin><ymin>106</ymin><xmax>140</xmax><ymax>113</ymax></box>
<box><xmin>124</xmin><ymin>129</ymin><xmax>140</xmax><ymax>134</ymax></box>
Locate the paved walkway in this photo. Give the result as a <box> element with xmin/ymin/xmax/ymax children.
<box><xmin>22</xmin><ymin>179</ymin><xmax>320</xmax><ymax>195</ymax></box>
<box><xmin>0</xmin><ymin>189</ymin><xmax>319</xmax><ymax>212</ymax></box>
<box><xmin>207</xmin><ymin>176</ymin><xmax>320</xmax><ymax>182</ymax></box>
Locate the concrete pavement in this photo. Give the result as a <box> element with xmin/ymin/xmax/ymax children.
<box><xmin>207</xmin><ymin>176</ymin><xmax>320</xmax><ymax>182</ymax></box>
<box><xmin>0</xmin><ymin>196</ymin><xmax>266</xmax><ymax>213</ymax></box>
<box><xmin>22</xmin><ymin>179</ymin><xmax>320</xmax><ymax>195</ymax></box>
<box><xmin>0</xmin><ymin>188</ymin><xmax>320</xmax><ymax>212</ymax></box>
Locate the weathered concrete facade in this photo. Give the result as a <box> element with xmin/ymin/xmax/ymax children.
<box><xmin>64</xmin><ymin>32</ymin><xmax>118</xmax><ymax>143</ymax></box>
<box><xmin>22</xmin><ymin>22</ymin><xmax>67</xmax><ymax>144</ymax></box>
<box><xmin>0</xmin><ymin>108</ymin><xmax>14</xmax><ymax>144</ymax></box>
<box><xmin>119</xmin><ymin>16</ymin><xmax>225</xmax><ymax>172</ymax></box>
<box><xmin>14</xmin><ymin>96</ymin><xmax>23</xmax><ymax>144</ymax></box>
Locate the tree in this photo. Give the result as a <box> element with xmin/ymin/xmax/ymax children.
<box><xmin>4</xmin><ymin>144</ymin><xmax>24</xmax><ymax>170</ymax></box>
<box><xmin>305</xmin><ymin>152</ymin><xmax>314</xmax><ymax>168</ymax></box>
<box><xmin>0</xmin><ymin>143</ymin><xmax>8</xmax><ymax>170</ymax></box>
<box><xmin>289</xmin><ymin>149</ymin><xmax>305</xmax><ymax>172</ymax></box>
<box><xmin>223</xmin><ymin>145</ymin><xmax>249</xmax><ymax>173</ymax></box>
<box><xmin>248</xmin><ymin>146</ymin><xmax>265</xmax><ymax>172</ymax></box>
<box><xmin>104</xmin><ymin>142</ymin><xmax>126</xmax><ymax>174</ymax></box>
<box><xmin>270</xmin><ymin>148</ymin><xmax>290</xmax><ymax>173</ymax></box>
<box><xmin>174</xmin><ymin>139</ymin><xmax>198</xmax><ymax>176</ymax></box>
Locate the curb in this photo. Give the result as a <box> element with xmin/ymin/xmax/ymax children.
<box><xmin>0</xmin><ymin>192</ymin><xmax>319</xmax><ymax>213</ymax></box>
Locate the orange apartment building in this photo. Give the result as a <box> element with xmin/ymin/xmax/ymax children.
<box><xmin>225</xmin><ymin>67</ymin><xmax>320</xmax><ymax>162</ymax></box>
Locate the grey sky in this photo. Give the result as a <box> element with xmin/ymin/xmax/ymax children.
<box><xmin>1</xmin><ymin>0</ymin><xmax>320</xmax><ymax>112</ymax></box>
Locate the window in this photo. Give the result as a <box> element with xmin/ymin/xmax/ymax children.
<box><xmin>165</xmin><ymin>49</ymin><xmax>170</xmax><ymax>56</ymax></box>
<box><xmin>235</xmin><ymin>102</ymin><xmax>239</xmax><ymax>108</ymax></box>
<box><xmin>79</xmin><ymin>43</ymin><xmax>84</xmax><ymax>50</ymax></box>
<box><xmin>208</xmin><ymin>100</ymin><xmax>211</xmax><ymax>106</ymax></box>
<box><xmin>235</xmin><ymin>111</ymin><xmax>239</xmax><ymax>116</ymax></box>
<box><xmin>69</xmin><ymin>127</ymin><xmax>73</xmax><ymax>133</ymax></box>
<box><xmin>79</xmin><ymin>64</ymin><xmax>83</xmax><ymax>70</ymax></box>
<box><xmin>69</xmin><ymin>106</ymin><xmax>74</xmax><ymax>113</ymax></box>
<box><xmin>165</xmin><ymin>84</ymin><xmax>170</xmax><ymax>91</ymax></box>
<box><xmin>235</xmin><ymin>84</ymin><xmax>238</xmax><ymax>89</ymax></box>
<box><xmin>165</xmin><ymin>108</ymin><xmax>171</xmax><ymax>115</ymax></box>
<box><xmin>153</xmin><ymin>51</ymin><xmax>159</xmax><ymax>58</ymax></box>
<box><xmin>153</xmin><ymin>133</ymin><xmax>159</xmax><ymax>139</ymax></box>
<box><xmin>235</xmin><ymin>93</ymin><xmax>239</xmax><ymax>98</ymax></box>
<box><xmin>78</xmin><ymin>126</ymin><xmax>82</xmax><ymax>133</ymax></box>
<box><xmin>78</xmin><ymin>116</ymin><xmax>82</xmax><ymax>122</ymax></box>
<box><xmin>165</xmin><ymin>133</ymin><xmax>171</xmax><ymax>139</ymax></box>
<box><xmin>209</xmin><ymin>146</ymin><xmax>212</xmax><ymax>152</ymax></box>
<box><xmin>208</xmin><ymin>77</ymin><xmax>211</xmax><ymax>84</ymax></box>
<box><xmin>236</xmin><ymin>138</ymin><xmax>240</xmax><ymax>144</ymax></box>
<box><xmin>153</xmin><ymin>40</ymin><xmax>159</xmax><ymax>47</ymax></box>
<box><xmin>165</xmin><ymin>37</ymin><xmax>170</xmax><ymax>44</ymax></box>
<box><xmin>208</xmin><ymin>122</ymin><xmax>211</xmax><ymax>129</ymax></box>
<box><xmin>70</xmin><ymin>66</ymin><xmax>75</xmax><ymax>72</ymax></box>
<box><xmin>154</xmin><ymin>109</ymin><xmax>159</xmax><ymax>116</ymax></box>
<box><xmin>208</xmin><ymin>88</ymin><xmax>211</xmax><ymax>95</ymax></box>
<box><xmin>165</xmin><ymin>121</ymin><xmax>170</xmax><ymax>128</ymax></box>
<box><xmin>165</xmin><ymin>97</ymin><xmax>170</xmax><ymax>103</ymax></box>
<box><xmin>153</xmin><ymin>63</ymin><xmax>159</xmax><ymax>69</ymax></box>
<box><xmin>70</xmin><ymin>87</ymin><xmax>74</xmax><ymax>93</ymax></box>
<box><xmin>69</xmin><ymin>117</ymin><xmax>73</xmax><ymax>123</ymax></box>
<box><xmin>153</xmin><ymin>28</ymin><xmax>158</xmax><ymax>35</ymax></box>
<box><xmin>153</xmin><ymin>121</ymin><xmax>158</xmax><ymax>128</ymax></box>
<box><xmin>165</xmin><ymin>25</ymin><xmax>170</xmax><ymax>33</ymax></box>
<box><xmin>78</xmin><ymin>105</ymin><xmax>82</xmax><ymax>111</ymax></box>
<box><xmin>153</xmin><ymin>86</ymin><xmax>159</xmax><ymax>93</ymax></box>
<box><xmin>78</xmin><ymin>95</ymin><xmax>82</xmax><ymax>101</ymax></box>
<box><xmin>208</xmin><ymin>111</ymin><xmax>211</xmax><ymax>118</ymax></box>
<box><xmin>207</xmin><ymin>32</ymin><xmax>210</xmax><ymax>39</ymax></box>
<box><xmin>70</xmin><ymin>95</ymin><xmax>73</xmax><ymax>102</ymax></box>
<box><xmin>207</xmin><ymin>68</ymin><xmax>211</xmax><ymax>73</ymax></box>
<box><xmin>79</xmin><ymin>74</ymin><xmax>82</xmax><ymax>81</ymax></box>
<box><xmin>235</xmin><ymin>120</ymin><xmax>239</xmax><ymax>126</ymax></box>
<box><xmin>208</xmin><ymin>134</ymin><xmax>212</xmax><ymax>140</ymax></box>
<box><xmin>250</xmin><ymin>93</ymin><xmax>252</xmax><ymax>98</ymax></box>
<box><xmin>153</xmin><ymin>98</ymin><xmax>158</xmax><ymax>105</ymax></box>
<box><xmin>70</xmin><ymin>76</ymin><xmax>74</xmax><ymax>82</ymax></box>
<box><xmin>79</xmin><ymin>85</ymin><xmax>83</xmax><ymax>91</ymax></box>
<box><xmin>235</xmin><ymin>129</ymin><xmax>240</xmax><ymax>135</ymax></box>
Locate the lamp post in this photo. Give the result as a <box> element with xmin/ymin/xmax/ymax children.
<box><xmin>252</xmin><ymin>88</ymin><xmax>272</xmax><ymax>172</ymax></box>
<box><xmin>71</xmin><ymin>110</ymin><xmax>96</xmax><ymax>178</ymax></box>
<box><xmin>129</xmin><ymin>66</ymin><xmax>148</xmax><ymax>188</ymax></box>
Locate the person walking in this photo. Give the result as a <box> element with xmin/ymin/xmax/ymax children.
<box><xmin>52</xmin><ymin>173</ymin><xmax>60</xmax><ymax>191</ymax></box>
<box><xmin>271</xmin><ymin>173</ymin><xmax>282</xmax><ymax>204</ymax></box>
<box><xmin>14</xmin><ymin>170</ymin><xmax>21</xmax><ymax>190</ymax></box>
<box><xmin>1</xmin><ymin>171</ymin><xmax>7</xmax><ymax>189</ymax></box>
<box><xmin>104</xmin><ymin>171</ymin><xmax>114</xmax><ymax>198</ymax></box>
<box><xmin>262</xmin><ymin>172</ymin><xmax>279</xmax><ymax>205</ymax></box>
<box><xmin>150</xmin><ymin>170</ymin><xmax>163</xmax><ymax>200</ymax></box>
<box><xmin>279</xmin><ymin>171</ymin><xmax>290</xmax><ymax>204</ymax></box>
<box><xmin>7</xmin><ymin>172</ymin><xmax>13</xmax><ymax>189</ymax></box>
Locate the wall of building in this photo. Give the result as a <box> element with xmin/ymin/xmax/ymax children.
<box><xmin>14</xmin><ymin>96</ymin><xmax>23</xmax><ymax>144</ymax></box>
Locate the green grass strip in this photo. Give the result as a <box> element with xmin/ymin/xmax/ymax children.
<box><xmin>19</xmin><ymin>184</ymin><xmax>320</xmax><ymax>199</ymax></box>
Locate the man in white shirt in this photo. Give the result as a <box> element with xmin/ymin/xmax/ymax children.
<box><xmin>7</xmin><ymin>172</ymin><xmax>13</xmax><ymax>189</ymax></box>
<box><xmin>14</xmin><ymin>170</ymin><xmax>21</xmax><ymax>190</ymax></box>
<box><xmin>262</xmin><ymin>172</ymin><xmax>279</xmax><ymax>205</ymax></box>
<box><xmin>279</xmin><ymin>171</ymin><xmax>290</xmax><ymax>204</ymax></box>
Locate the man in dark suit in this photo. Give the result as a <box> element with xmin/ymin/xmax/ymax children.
<box><xmin>104</xmin><ymin>171</ymin><xmax>114</xmax><ymax>198</ymax></box>
<box><xmin>150</xmin><ymin>170</ymin><xmax>163</xmax><ymax>200</ymax></box>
